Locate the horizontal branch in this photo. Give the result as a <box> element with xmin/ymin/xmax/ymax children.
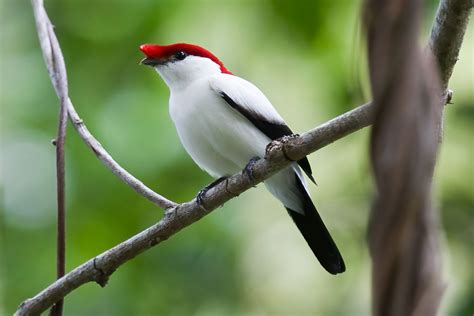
<box><xmin>15</xmin><ymin>102</ymin><xmax>374</xmax><ymax>316</ymax></box>
<box><xmin>15</xmin><ymin>0</ymin><xmax>471</xmax><ymax>314</ymax></box>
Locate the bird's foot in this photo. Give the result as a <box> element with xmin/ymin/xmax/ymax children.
<box><xmin>243</xmin><ymin>157</ymin><xmax>260</xmax><ymax>182</ymax></box>
<box><xmin>265</xmin><ymin>134</ymin><xmax>300</xmax><ymax>159</ymax></box>
<box><xmin>196</xmin><ymin>177</ymin><xmax>227</xmax><ymax>210</ymax></box>
<box><xmin>196</xmin><ymin>190</ymin><xmax>207</xmax><ymax>209</ymax></box>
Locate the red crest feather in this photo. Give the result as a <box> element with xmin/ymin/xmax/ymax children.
<box><xmin>140</xmin><ymin>43</ymin><xmax>232</xmax><ymax>74</ymax></box>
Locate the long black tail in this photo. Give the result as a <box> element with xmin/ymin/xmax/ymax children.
<box><xmin>286</xmin><ymin>174</ymin><xmax>345</xmax><ymax>275</ymax></box>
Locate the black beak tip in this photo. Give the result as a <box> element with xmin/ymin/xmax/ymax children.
<box><xmin>140</xmin><ymin>57</ymin><xmax>160</xmax><ymax>67</ymax></box>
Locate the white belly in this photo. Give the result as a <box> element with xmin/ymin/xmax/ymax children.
<box><xmin>169</xmin><ymin>79</ymin><xmax>271</xmax><ymax>178</ymax></box>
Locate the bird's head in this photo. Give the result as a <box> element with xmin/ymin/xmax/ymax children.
<box><xmin>140</xmin><ymin>43</ymin><xmax>232</xmax><ymax>89</ymax></box>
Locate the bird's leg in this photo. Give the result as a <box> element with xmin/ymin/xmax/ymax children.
<box><xmin>196</xmin><ymin>176</ymin><xmax>228</xmax><ymax>209</ymax></box>
<box><xmin>243</xmin><ymin>156</ymin><xmax>260</xmax><ymax>182</ymax></box>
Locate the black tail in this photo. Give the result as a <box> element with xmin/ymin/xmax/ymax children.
<box><xmin>286</xmin><ymin>175</ymin><xmax>346</xmax><ymax>275</ymax></box>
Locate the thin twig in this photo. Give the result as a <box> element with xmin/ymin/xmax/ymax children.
<box><xmin>50</xmin><ymin>97</ymin><xmax>67</xmax><ymax>316</ymax></box>
<box><xmin>30</xmin><ymin>0</ymin><xmax>176</xmax><ymax>211</ymax></box>
<box><xmin>15</xmin><ymin>0</ymin><xmax>471</xmax><ymax>314</ymax></box>
<box><xmin>65</xmin><ymin>98</ymin><xmax>176</xmax><ymax>209</ymax></box>
<box><xmin>30</xmin><ymin>1</ymin><xmax>70</xmax><ymax>315</ymax></box>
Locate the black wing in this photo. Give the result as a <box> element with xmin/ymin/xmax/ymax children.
<box><xmin>219</xmin><ymin>91</ymin><xmax>315</xmax><ymax>183</ymax></box>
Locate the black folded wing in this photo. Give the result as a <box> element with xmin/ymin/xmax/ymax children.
<box><xmin>219</xmin><ymin>91</ymin><xmax>315</xmax><ymax>183</ymax></box>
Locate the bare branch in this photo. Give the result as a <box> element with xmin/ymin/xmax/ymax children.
<box><xmin>15</xmin><ymin>0</ymin><xmax>471</xmax><ymax>315</ymax></box>
<box><xmin>429</xmin><ymin>0</ymin><xmax>473</xmax><ymax>89</ymax></box>
<box><xmin>15</xmin><ymin>102</ymin><xmax>374</xmax><ymax>316</ymax></box>
<box><xmin>31</xmin><ymin>1</ymin><xmax>70</xmax><ymax>314</ymax></box>
<box><xmin>65</xmin><ymin>98</ymin><xmax>177</xmax><ymax>209</ymax></box>
<box><xmin>30</xmin><ymin>0</ymin><xmax>176</xmax><ymax>210</ymax></box>
<box><xmin>50</xmin><ymin>71</ymin><xmax>68</xmax><ymax>316</ymax></box>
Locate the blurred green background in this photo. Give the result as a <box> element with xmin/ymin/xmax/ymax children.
<box><xmin>0</xmin><ymin>0</ymin><xmax>472</xmax><ymax>315</ymax></box>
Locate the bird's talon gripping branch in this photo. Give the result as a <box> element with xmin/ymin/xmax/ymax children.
<box><xmin>265</xmin><ymin>139</ymin><xmax>283</xmax><ymax>159</ymax></box>
<box><xmin>282</xmin><ymin>146</ymin><xmax>295</xmax><ymax>162</ymax></box>
<box><xmin>265</xmin><ymin>134</ymin><xmax>300</xmax><ymax>161</ymax></box>
<box><xmin>196</xmin><ymin>190</ymin><xmax>208</xmax><ymax>211</ymax></box>
<box><xmin>284</xmin><ymin>133</ymin><xmax>300</xmax><ymax>139</ymax></box>
<box><xmin>243</xmin><ymin>157</ymin><xmax>260</xmax><ymax>183</ymax></box>
<box><xmin>196</xmin><ymin>177</ymin><xmax>228</xmax><ymax>210</ymax></box>
<box><xmin>280</xmin><ymin>134</ymin><xmax>300</xmax><ymax>161</ymax></box>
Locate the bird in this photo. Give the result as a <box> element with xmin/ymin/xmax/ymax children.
<box><xmin>139</xmin><ymin>43</ymin><xmax>345</xmax><ymax>274</ymax></box>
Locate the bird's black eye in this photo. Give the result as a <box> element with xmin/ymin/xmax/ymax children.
<box><xmin>175</xmin><ymin>51</ymin><xmax>187</xmax><ymax>60</ymax></box>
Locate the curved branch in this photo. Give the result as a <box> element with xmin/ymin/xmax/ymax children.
<box><xmin>16</xmin><ymin>0</ymin><xmax>471</xmax><ymax>315</ymax></box>
<box><xmin>30</xmin><ymin>0</ymin><xmax>176</xmax><ymax>210</ymax></box>
<box><xmin>65</xmin><ymin>98</ymin><xmax>176</xmax><ymax>209</ymax></box>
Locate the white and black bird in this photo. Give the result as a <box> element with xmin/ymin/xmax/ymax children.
<box><xmin>140</xmin><ymin>43</ymin><xmax>345</xmax><ymax>274</ymax></box>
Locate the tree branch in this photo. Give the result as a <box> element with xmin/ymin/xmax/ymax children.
<box><xmin>51</xmin><ymin>67</ymin><xmax>68</xmax><ymax>316</ymax></box>
<box><xmin>29</xmin><ymin>0</ymin><xmax>176</xmax><ymax>211</ymax></box>
<box><xmin>15</xmin><ymin>102</ymin><xmax>374</xmax><ymax>316</ymax></box>
<box><xmin>429</xmin><ymin>0</ymin><xmax>473</xmax><ymax>89</ymax></box>
<box><xmin>31</xmin><ymin>2</ymin><xmax>70</xmax><ymax>314</ymax></box>
<box><xmin>15</xmin><ymin>0</ymin><xmax>471</xmax><ymax>315</ymax></box>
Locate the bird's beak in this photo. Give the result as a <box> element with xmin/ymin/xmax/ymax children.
<box><xmin>140</xmin><ymin>57</ymin><xmax>163</xmax><ymax>67</ymax></box>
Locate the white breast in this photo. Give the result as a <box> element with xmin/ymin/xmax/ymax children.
<box><xmin>169</xmin><ymin>77</ymin><xmax>271</xmax><ymax>178</ymax></box>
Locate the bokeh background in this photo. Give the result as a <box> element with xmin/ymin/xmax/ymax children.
<box><xmin>1</xmin><ymin>0</ymin><xmax>472</xmax><ymax>315</ymax></box>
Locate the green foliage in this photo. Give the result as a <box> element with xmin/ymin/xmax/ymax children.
<box><xmin>1</xmin><ymin>0</ymin><xmax>472</xmax><ymax>315</ymax></box>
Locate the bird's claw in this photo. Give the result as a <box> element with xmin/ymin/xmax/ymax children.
<box><xmin>196</xmin><ymin>188</ymin><xmax>208</xmax><ymax>209</ymax></box>
<box><xmin>195</xmin><ymin>176</ymin><xmax>228</xmax><ymax>210</ymax></box>
<box><xmin>244</xmin><ymin>157</ymin><xmax>260</xmax><ymax>182</ymax></box>
<box><xmin>265</xmin><ymin>134</ymin><xmax>300</xmax><ymax>158</ymax></box>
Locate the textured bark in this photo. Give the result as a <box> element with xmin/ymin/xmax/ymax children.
<box><xmin>429</xmin><ymin>0</ymin><xmax>473</xmax><ymax>89</ymax></box>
